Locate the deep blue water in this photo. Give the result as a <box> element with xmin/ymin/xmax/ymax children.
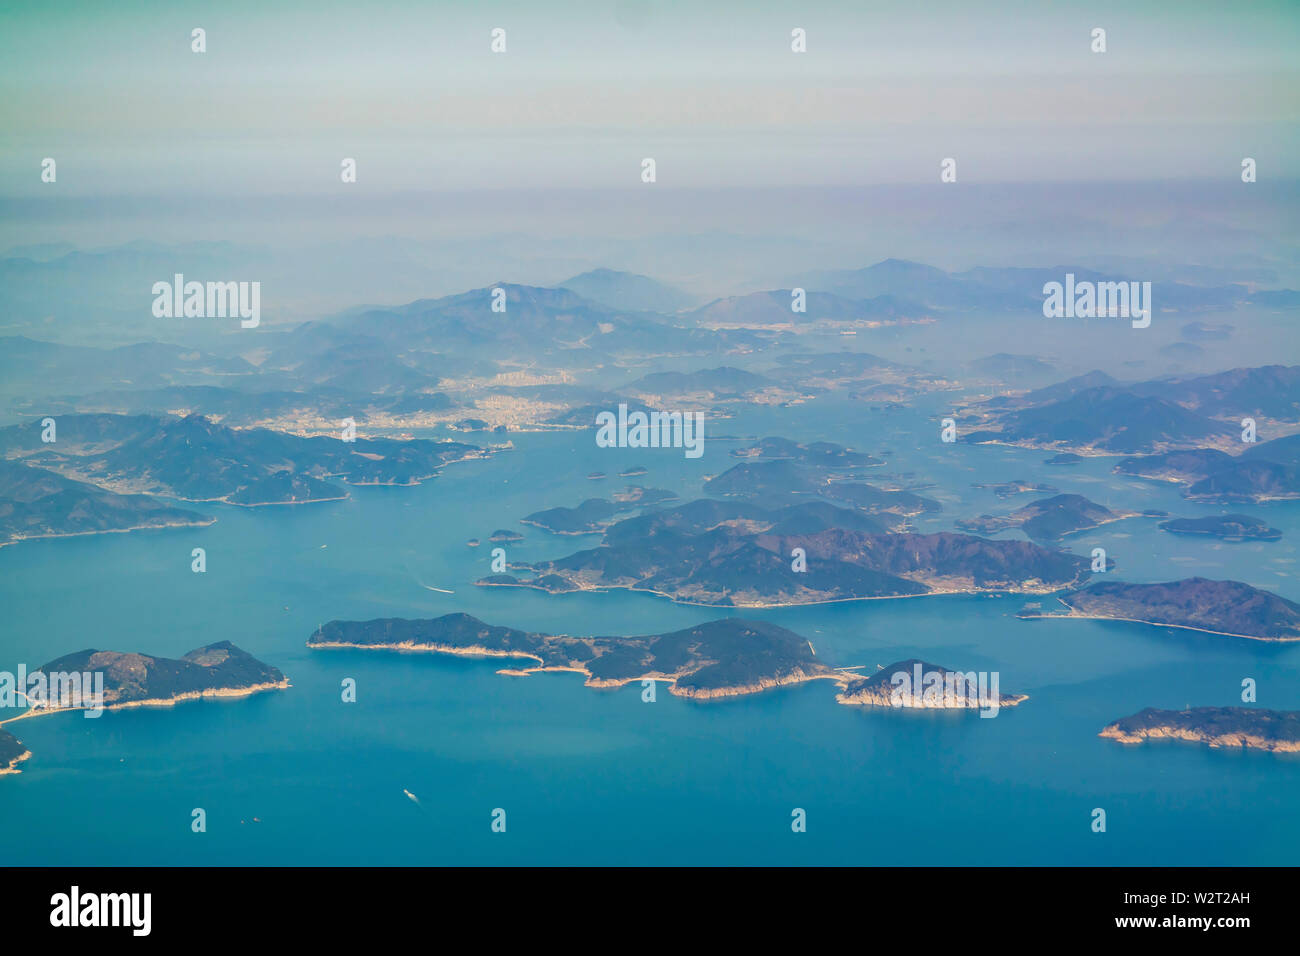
<box><xmin>2</xmin><ymin>396</ymin><xmax>1299</xmax><ymax>865</ymax></box>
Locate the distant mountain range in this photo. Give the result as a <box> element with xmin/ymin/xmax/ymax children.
<box><xmin>558</xmin><ymin>268</ymin><xmax>697</xmax><ymax>314</ymax></box>
<box><xmin>788</xmin><ymin>258</ymin><xmax>1284</xmax><ymax>314</ymax></box>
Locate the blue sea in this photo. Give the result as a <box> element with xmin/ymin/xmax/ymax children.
<box><xmin>3</xmin><ymin>394</ymin><xmax>1299</xmax><ymax>865</ymax></box>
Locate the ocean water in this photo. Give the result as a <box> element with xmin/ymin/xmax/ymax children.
<box><xmin>2</xmin><ymin>395</ymin><xmax>1299</xmax><ymax>865</ymax></box>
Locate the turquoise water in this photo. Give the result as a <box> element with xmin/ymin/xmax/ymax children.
<box><xmin>2</xmin><ymin>395</ymin><xmax>1299</xmax><ymax>865</ymax></box>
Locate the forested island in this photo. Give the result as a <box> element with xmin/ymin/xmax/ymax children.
<box><xmin>1101</xmin><ymin>707</ymin><xmax>1300</xmax><ymax>752</ymax></box>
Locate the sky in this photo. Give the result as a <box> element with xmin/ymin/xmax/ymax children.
<box><xmin>2</xmin><ymin>0</ymin><xmax>1299</xmax><ymax>198</ymax></box>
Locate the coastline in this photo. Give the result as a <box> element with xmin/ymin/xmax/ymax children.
<box><xmin>1023</xmin><ymin>608</ymin><xmax>1299</xmax><ymax>643</ymax></box>
<box><xmin>476</xmin><ymin>577</ymin><xmax>1085</xmax><ymax>609</ymax></box>
<box><xmin>0</xmin><ymin>749</ymin><xmax>32</xmax><ymax>775</ymax></box>
<box><xmin>0</xmin><ymin>679</ymin><xmax>290</xmax><ymax>726</ymax></box>
<box><xmin>307</xmin><ymin>639</ymin><xmax>850</xmax><ymax>699</ymax></box>
<box><xmin>0</xmin><ymin>516</ymin><xmax>217</xmax><ymax>550</ymax></box>
<box><xmin>1099</xmin><ymin>723</ymin><xmax>1300</xmax><ymax>753</ymax></box>
<box><xmin>837</xmin><ymin>688</ymin><xmax>1029</xmax><ymax>709</ymax></box>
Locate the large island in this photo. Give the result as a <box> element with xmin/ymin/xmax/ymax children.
<box><xmin>308</xmin><ymin>613</ymin><xmax>1026</xmax><ymax>714</ymax></box>
<box><xmin>480</xmin><ymin>497</ymin><xmax>1097</xmax><ymax>607</ymax></box>
<box><xmin>1101</xmin><ymin>707</ymin><xmax>1300</xmax><ymax>753</ymax></box>
<box><xmin>309</xmin><ymin>614</ymin><xmax>843</xmax><ymax>698</ymax></box>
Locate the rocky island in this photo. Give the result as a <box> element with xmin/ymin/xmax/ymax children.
<box><xmin>1019</xmin><ymin>578</ymin><xmax>1300</xmax><ymax>641</ymax></box>
<box><xmin>836</xmin><ymin>659</ymin><xmax>1028</xmax><ymax>711</ymax></box>
<box><xmin>1100</xmin><ymin>706</ymin><xmax>1300</xmax><ymax>752</ymax></box>
<box><xmin>0</xmin><ymin>728</ymin><xmax>31</xmax><ymax>775</ymax></box>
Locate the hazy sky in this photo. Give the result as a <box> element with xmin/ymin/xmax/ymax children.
<box><xmin>3</xmin><ymin>0</ymin><xmax>1299</xmax><ymax>196</ymax></box>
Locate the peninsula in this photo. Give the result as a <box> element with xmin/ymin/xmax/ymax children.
<box><xmin>1019</xmin><ymin>578</ymin><xmax>1300</xmax><ymax>641</ymax></box>
<box><xmin>0</xmin><ymin>459</ymin><xmax>213</xmax><ymax>549</ymax></box>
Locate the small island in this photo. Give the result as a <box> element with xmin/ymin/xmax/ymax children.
<box><xmin>836</xmin><ymin>659</ymin><xmax>1027</xmax><ymax>711</ymax></box>
<box><xmin>1019</xmin><ymin>578</ymin><xmax>1300</xmax><ymax>641</ymax></box>
<box><xmin>1157</xmin><ymin>514</ymin><xmax>1281</xmax><ymax>542</ymax></box>
<box><xmin>488</xmin><ymin>529</ymin><xmax>524</xmax><ymax>543</ymax></box>
<box><xmin>1100</xmin><ymin>707</ymin><xmax>1300</xmax><ymax>753</ymax></box>
<box><xmin>971</xmin><ymin>479</ymin><xmax>1059</xmax><ymax>499</ymax></box>
<box><xmin>955</xmin><ymin>493</ymin><xmax>1136</xmax><ymax>542</ymax></box>
<box><xmin>729</xmin><ymin>436</ymin><xmax>882</xmax><ymax>468</ymax></box>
